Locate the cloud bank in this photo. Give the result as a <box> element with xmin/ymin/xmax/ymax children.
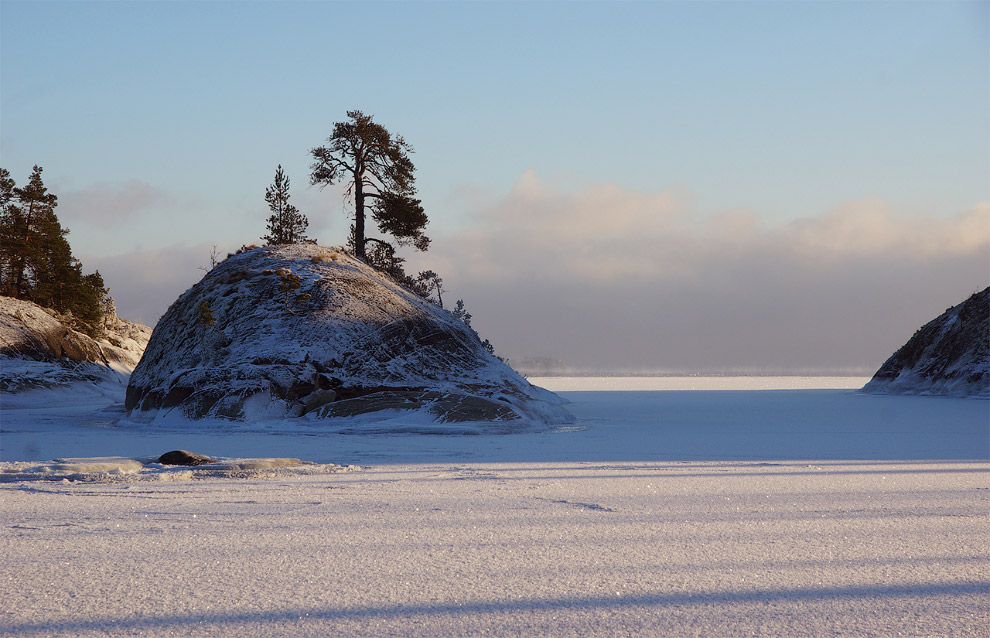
<box><xmin>85</xmin><ymin>171</ymin><xmax>988</xmax><ymax>374</ymax></box>
<box><xmin>59</xmin><ymin>180</ymin><xmax>172</xmax><ymax>228</ymax></box>
<box><xmin>81</xmin><ymin>243</ymin><xmax>221</xmax><ymax>326</ymax></box>
<box><xmin>409</xmin><ymin>172</ymin><xmax>990</xmax><ymax>373</ymax></box>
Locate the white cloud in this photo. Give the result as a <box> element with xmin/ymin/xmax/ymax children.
<box><xmin>83</xmin><ymin>173</ymin><xmax>989</xmax><ymax>372</ymax></box>
<box><xmin>59</xmin><ymin>180</ymin><xmax>172</xmax><ymax>228</ymax></box>
<box><xmin>783</xmin><ymin>199</ymin><xmax>990</xmax><ymax>256</ymax></box>
<box><xmin>408</xmin><ymin>172</ymin><xmax>990</xmax><ymax>372</ymax></box>
<box><xmin>80</xmin><ymin>243</ymin><xmax>223</xmax><ymax>326</ymax></box>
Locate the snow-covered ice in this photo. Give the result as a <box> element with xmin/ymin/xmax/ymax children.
<box><xmin>1</xmin><ymin>376</ymin><xmax>987</xmax><ymax>636</ymax></box>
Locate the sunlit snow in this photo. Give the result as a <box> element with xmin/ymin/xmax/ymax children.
<box><xmin>1</xmin><ymin>376</ymin><xmax>987</xmax><ymax>636</ymax></box>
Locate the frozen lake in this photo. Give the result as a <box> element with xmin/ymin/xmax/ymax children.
<box><xmin>0</xmin><ymin>376</ymin><xmax>986</xmax><ymax>464</ymax></box>
<box><xmin>2</xmin><ymin>377</ymin><xmax>987</xmax><ymax>636</ymax></box>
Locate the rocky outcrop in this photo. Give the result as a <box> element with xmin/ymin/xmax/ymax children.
<box><xmin>0</xmin><ymin>296</ymin><xmax>152</xmax><ymax>393</ymax></box>
<box><xmin>125</xmin><ymin>244</ymin><xmax>572</xmax><ymax>429</ymax></box>
<box><xmin>157</xmin><ymin>450</ymin><xmax>216</xmax><ymax>466</ymax></box>
<box><xmin>862</xmin><ymin>287</ymin><xmax>989</xmax><ymax>398</ymax></box>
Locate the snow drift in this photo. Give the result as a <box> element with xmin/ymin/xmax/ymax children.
<box><xmin>0</xmin><ymin>296</ymin><xmax>151</xmax><ymax>393</ymax></box>
<box><xmin>125</xmin><ymin>244</ymin><xmax>572</xmax><ymax>430</ymax></box>
<box><xmin>0</xmin><ymin>454</ymin><xmax>357</xmax><ymax>483</ymax></box>
<box><xmin>863</xmin><ymin>287</ymin><xmax>989</xmax><ymax>398</ymax></box>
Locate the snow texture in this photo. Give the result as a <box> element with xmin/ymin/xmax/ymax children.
<box><xmin>1</xmin><ymin>377</ymin><xmax>987</xmax><ymax>636</ymax></box>
<box><xmin>0</xmin><ymin>455</ymin><xmax>356</xmax><ymax>484</ymax></box>
<box><xmin>863</xmin><ymin>286</ymin><xmax>989</xmax><ymax>397</ymax></box>
<box><xmin>126</xmin><ymin>244</ymin><xmax>571</xmax><ymax>429</ymax></box>
<box><xmin>0</xmin><ymin>295</ymin><xmax>151</xmax><ymax>393</ymax></box>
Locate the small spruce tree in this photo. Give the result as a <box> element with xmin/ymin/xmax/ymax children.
<box><xmin>263</xmin><ymin>165</ymin><xmax>309</xmax><ymax>245</ymax></box>
<box><xmin>451</xmin><ymin>299</ymin><xmax>472</xmax><ymax>327</ymax></box>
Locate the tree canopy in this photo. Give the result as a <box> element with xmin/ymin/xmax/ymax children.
<box><xmin>310</xmin><ymin>110</ymin><xmax>429</xmax><ymax>264</ymax></box>
<box><xmin>0</xmin><ymin>165</ymin><xmax>108</xmax><ymax>336</ymax></box>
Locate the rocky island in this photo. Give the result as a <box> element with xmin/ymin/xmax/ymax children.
<box><xmin>125</xmin><ymin>244</ymin><xmax>572</xmax><ymax>430</ymax></box>
<box><xmin>862</xmin><ymin>287</ymin><xmax>989</xmax><ymax>398</ymax></box>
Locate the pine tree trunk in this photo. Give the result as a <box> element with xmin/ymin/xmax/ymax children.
<box><xmin>353</xmin><ymin>171</ymin><xmax>366</xmax><ymax>260</ymax></box>
<box><xmin>12</xmin><ymin>202</ymin><xmax>35</xmax><ymax>298</ymax></box>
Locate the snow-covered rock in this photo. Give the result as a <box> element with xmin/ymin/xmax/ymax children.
<box><xmin>0</xmin><ymin>296</ymin><xmax>152</xmax><ymax>393</ymax></box>
<box><xmin>862</xmin><ymin>287</ymin><xmax>989</xmax><ymax>398</ymax></box>
<box><xmin>125</xmin><ymin>244</ymin><xmax>573</xmax><ymax>430</ymax></box>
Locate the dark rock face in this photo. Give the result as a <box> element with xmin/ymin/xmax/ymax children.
<box><xmin>316</xmin><ymin>390</ymin><xmax>519</xmax><ymax>422</ymax></box>
<box><xmin>126</xmin><ymin>244</ymin><xmax>572</xmax><ymax>428</ymax></box>
<box><xmin>863</xmin><ymin>287</ymin><xmax>989</xmax><ymax>397</ymax></box>
<box><xmin>157</xmin><ymin>450</ymin><xmax>216</xmax><ymax>466</ymax></box>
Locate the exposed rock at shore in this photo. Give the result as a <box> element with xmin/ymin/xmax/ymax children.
<box><xmin>0</xmin><ymin>296</ymin><xmax>152</xmax><ymax>393</ymax></box>
<box><xmin>157</xmin><ymin>450</ymin><xmax>217</xmax><ymax>466</ymax></box>
<box><xmin>125</xmin><ymin>244</ymin><xmax>572</xmax><ymax>430</ymax></box>
<box><xmin>862</xmin><ymin>287</ymin><xmax>989</xmax><ymax>398</ymax></box>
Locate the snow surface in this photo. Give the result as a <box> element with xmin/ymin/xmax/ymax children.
<box><xmin>533</xmin><ymin>375</ymin><xmax>871</xmax><ymax>392</ymax></box>
<box><xmin>1</xmin><ymin>377</ymin><xmax>987</xmax><ymax>636</ymax></box>
<box><xmin>0</xmin><ymin>456</ymin><xmax>357</xmax><ymax>484</ymax></box>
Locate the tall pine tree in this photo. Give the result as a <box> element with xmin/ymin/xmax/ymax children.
<box><xmin>310</xmin><ymin>110</ymin><xmax>429</xmax><ymax>262</ymax></box>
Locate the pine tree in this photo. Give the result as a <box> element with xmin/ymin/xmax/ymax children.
<box><xmin>416</xmin><ymin>270</ymin><xmax>444</xmax><ymax>307</ymax></box>
<box><xmin>452</xmin><ymin>299</ymin><xmax>472</xmax><ymax>327</ymax></box>
<box><xmin>263</xmin><ymin>165</ymin><xmax>309</xmax><ymax>245</ymax></box>
<box><xmin>0</xmin><ymin>168</ymin><xmax>21</xmax><ymax>295</ymax></box>
<box><xmin>3</xmin><ymin>166</ymin><xmax>58</xmax><ymax>299</ymax></box>
<box><xmin>72</xmin><ymin>270</ymin><xmax>108</xmax><ymax>336</ymax></box>
<box><xmin>310</xmin><ymin>110</ymin><xmax>429</xmax><ymax>261</ymax></box>
<box><xmin>0</xmin><ymin>166</ymin><xmax>108</xmax><ymax>336</ymax></box>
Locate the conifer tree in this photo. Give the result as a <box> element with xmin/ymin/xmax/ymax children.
<box><xmin>0</xmin><ymin>166</ymin><xmax>108</xmax><ymax>336</ymax></box>
<box><xmin>3</xmin><ymin>166</ymin><xmax>58</xmax><ymax>298</ymax></box>
<box><xmin>310</xmin><ymin>110</ymin><xmax>429</xmax><ymax>261</ymax></box>
<box><xmin>416</xmin><ymin>270</ymin><xmax>444</xmax><ymax>307</ymax></box>
<box><xmin>263</xmin><ymin>165</ymin><xmax>309</xmax><ymax>245</ymax></box>
<box><xmin>0</xmin><ymin>168</ymin><xmax>19</xmax><ymax>292</ymax></box>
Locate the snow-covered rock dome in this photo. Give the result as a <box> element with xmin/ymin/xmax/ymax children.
<box><xmin>126</xmin><ymin>244</ymin><xmax>572</xmax><ymax>430</ymax></box>
<box><xmin>862</xmin><ymin>287</ymin><xmax>989</xmax><ymax>398</ymax></box>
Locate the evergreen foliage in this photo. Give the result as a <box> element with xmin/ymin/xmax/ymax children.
<box><xmin>0</xmin><ymin>166</ymin><xmax>109</xmax><ymax>336</ymax></box>
<box><xmin>198</xmin><ymin>300</ymin><xmax>216</xmax><ymax>328</ymax></box>
<box><xmin>451</xmin><ymin>299</ymin><xmax>472</xmax><ymax>327</ymax></box>
<box><xmin>451</xmin><ymin>297</ymin><xmax>499</xmax><ymax>359</ymax></box>
<box><xmin>263</xmin><ymin>165</ymin><xmax>309</xmax><ymax>245</ymax></box>
<box><xmin>310</xmin><ymin>110</ymin><xmax>429</xmax><ymax>262</ymax></box>
<box><xmin>275</xmin><ymin>268</ymin><xmax>311</xmax><ymax>311</ymax></box>
<box><xmin>416</xmin><ymin>270</ymin><xmax>445</xmax><ymax>308</ymax></box>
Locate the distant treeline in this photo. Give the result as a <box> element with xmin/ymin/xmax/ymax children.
<box><xmin>0</xmin><ymin>166</ymin><xmax>110</xmax><ymax>337</ymax></box>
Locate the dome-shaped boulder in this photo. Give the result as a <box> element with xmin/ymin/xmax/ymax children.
<box><xmin>126</xmin><ymin>244</ymin><xmax>572</xmax><ymax>430</ymax></box>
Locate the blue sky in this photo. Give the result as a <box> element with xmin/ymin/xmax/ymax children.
<box><xmin>2</xmin><ymin>0</ymin><xmax>988</xmax><ymax>371</ymax></box>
